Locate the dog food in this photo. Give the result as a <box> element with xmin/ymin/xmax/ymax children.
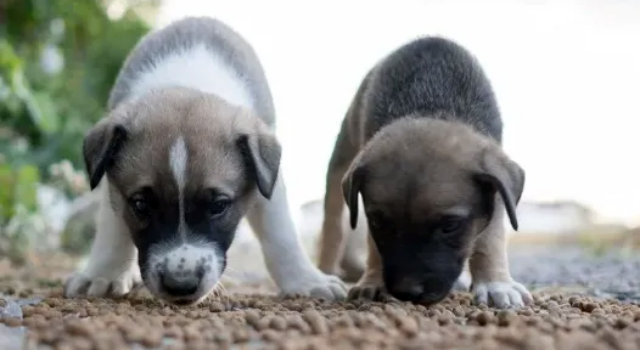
<box><xmin>2</xmin><ymin>286</ymin><xmax>640</xmax><ymax>350</ymax></box>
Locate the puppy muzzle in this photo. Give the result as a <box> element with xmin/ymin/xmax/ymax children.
<box><xmin>386</xmin><ymin>274</ymin><xmax>453</xmax><ymax>304</ymax></box>
<box><xmin>158</xmin><ymin>266</ymin><xmax>205</xmax><ymax>298</ymax></box>
<box><xmin>145</xmin><ymin>242</ymin><xmax>222</xmax><ymax>304</ymax></box>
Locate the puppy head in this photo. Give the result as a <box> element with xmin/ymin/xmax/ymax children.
<box><xmin>83</xmin><ymin>87</ymin><xmax>280</xmax><ymax>305</ymax></box>
<box><xmin>342</xmin><ymin>117</ymin><xmax>524</xmax><ymax>305</ymax></box>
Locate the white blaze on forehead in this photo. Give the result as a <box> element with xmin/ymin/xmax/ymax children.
<box><xmin>170</xmin><ymin>136</ymin><xmax>188</xmax><ymax>190</ymax></box>
<box><xmin>169</xmin><ymin>136</ymin><xmax>188</xmax><ymax>239</ymax></box>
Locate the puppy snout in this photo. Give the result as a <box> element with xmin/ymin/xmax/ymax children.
<box><xmin>147</xmin><ymin>243</ymin><xmax>222</xmax><ymax>302</ymax></box>
<box><xmin>159</xmin><ymin>270</ymin><xmax>202</xmax><ymax>297</ymax></box>
<box><xmin>389</xmin><ymin>277</ymin><xmax>424</xmax><ymax>301</ymax></box>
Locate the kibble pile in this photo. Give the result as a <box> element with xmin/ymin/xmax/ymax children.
<box><xmin>1</xmin><ymin>287</ymin><xmax>640</xmax><ymax>350</ymax></box>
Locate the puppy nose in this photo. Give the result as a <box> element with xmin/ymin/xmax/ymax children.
<box><xmin>159</xmin><ymin>271</ymin><xmax>201</xmax><ymax>297</ymax></box>
<box><xmin>391</xmin><ymin>278</ymin><xmax>424</xmax><ymax>300</ymax></box>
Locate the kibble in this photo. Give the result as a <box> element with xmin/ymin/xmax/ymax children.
<box><xmin>0</xmin><ymin>280</ymin><xmax>636</xmax><ymax>350</ymax></box>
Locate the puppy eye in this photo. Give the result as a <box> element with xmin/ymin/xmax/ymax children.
<box><xmin>208</xmin><ymin>198</ymin><xmax>231</xmax><ymax>217</ymax></box>
<box><xmin>130</xmin><ymin>196</ymin><xmax>150</xmax><ymax>218</ymax></box>
<box><xmin>439</xmin><ymin>216</ymin><xmax>465</xmax><ymax>234</ymax></box>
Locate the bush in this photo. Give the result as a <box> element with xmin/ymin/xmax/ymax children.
<box><xmin>0</xmin><ymin>0</ymin><xmax>158</xmax><ymax>263</ymax></box>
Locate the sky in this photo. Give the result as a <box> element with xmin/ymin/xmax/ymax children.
<box><xmin>150</xmin><ymin>0</ymin><xmax>640</xmax><ymax>226</ymax></box>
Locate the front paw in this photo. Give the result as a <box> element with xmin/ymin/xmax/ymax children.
<box><xmin>279</xmin><ymin>268</ymin><xmax>347</xmax><ymax>301</ymax></box>
<box><xmin>64</xmin><ymin>266</ymin><xmax>142</xmax><ymax>299</ymax></box>
<box><xmin>472</xmin><ymin>280</ymin><xmax>533</xmax><ymax>309</ymax></box>
<box><xmin>347</xmin><ymin>277</ymin><xmax>392</xmax><ymax>302</ymax></box>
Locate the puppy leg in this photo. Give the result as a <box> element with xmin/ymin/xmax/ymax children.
<box><xmin>337</xmin><ymin>202</ymin><xmax>367</xmax><ymax>283</ymax></box>
<box><xmin>317</xmin><ymin>169</ymin><xmax>350</xmax><ymax>277</ymax></box>
<box><xmin>452</xmin><ymin>260</ymin><xmax>472</xmax><ymax>292</ymax></box>
<box><xmin>65</xmin><ymin>180</ymin><xmax>141</xmax><ymax>298</ymax></box>
<box><xmin>469</xmin><ymin>199</ymin><xmax>532</xmax><ymax>309</ymax></box>
<box><xmin>347</xmin><ymin>234</ymin><xmax>392</xmax><ymax>302</ymax></box>
<box><xmin>246</xmin><ymin>174</ymin><xmax>347</xmax><ymax>301</ymax></box>
<box><xmin>318</xmin><ymin>118</ymin><xmax>362</xmax><ymax>279</ymax></box>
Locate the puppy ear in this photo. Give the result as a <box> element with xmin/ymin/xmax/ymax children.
<box><xmin>83</xmin><ymin>118</ymin><xmax>129</xmax><ymax>190</ymax></box>
<box><xmin>474</xmin><ymin>147</ymin><xmax>525</xmax><ymax>231</ymax></box>
<box><xmin>236</xmin><ymin>130</ymin><xmax>282</xmax><ymax>199</ymax></box>
<box><xmin>341</xmin><ymin>158</ymin><xmax>363</xmax><ymax>230</ymax></box>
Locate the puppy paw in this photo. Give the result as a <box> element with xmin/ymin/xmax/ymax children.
<box><xmin>279</xmin><ymin>268</ymin><xmax>348</xmax><ymax>301</ymax></box>
<box><xmin>472</xmin><ymin>280</ymin><xmax>533</xmax><ymax>309</ymax></box>
<box><xmin>64</xmin><ymin>266</ymin><xmax>142</xmax><ymax>299</ymax></box>
<box><xmin>347</xmin><ymin>275</ymin><xmax>393</xmax><ymax>302</ymax></box>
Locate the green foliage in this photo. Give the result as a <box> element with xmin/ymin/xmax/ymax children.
<box><xmin>0</xmin><ymin>0</ymin><xmax>157</xmax><ymax>262</ymax></box>
<box><xmin>0</xmin><ymin>163</ymin><xmax>40</xmax><ymax>221</ymax></box>
<box><xmin>1</xmin><ymin>0</ymin><xmax>153</xmax><ymax>173</ymax></box>
<box><xmin>0</xmin><ymin>162</ymin><xmax>41</xmax><ymax>265</ymax></box>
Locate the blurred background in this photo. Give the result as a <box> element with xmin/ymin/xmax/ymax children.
<box><xmin>1</xmin><ymin>0</ymin><xmax>640</xmax><ymax>269</ymax></box>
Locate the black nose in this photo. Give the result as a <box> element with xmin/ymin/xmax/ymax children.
<box><xmin>159</xmin><ymin>272</ymin><xmax>200</xmax><ymax>297</ymax></box>
<box><xmin>389</xmin><ymin>277</ymin><xmax>424</xmax><ymax>301</ymax></box>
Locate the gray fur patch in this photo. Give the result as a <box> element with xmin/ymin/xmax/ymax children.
<box><xmin>359</xmin><ymin>37</ymin><xmax>503</xmax><ymax>143</ymax></box>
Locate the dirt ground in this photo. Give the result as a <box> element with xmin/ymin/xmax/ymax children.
<box><xmin>0</xmin><ymin>245</ymin><xmax>639</xmax><ymax>350</ymax></box>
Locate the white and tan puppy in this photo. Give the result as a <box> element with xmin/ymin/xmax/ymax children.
<box><xmin>64</xmin><ymin>17</ymin><xmax>346</xmax><ymax>305</ymax></box>
<box><xmin>317</xmin><ymin>37</ymin><xmax>532</xmax><ymax>309</ymax></box>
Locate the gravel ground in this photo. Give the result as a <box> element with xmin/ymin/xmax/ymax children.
<box><xmin>508</xmin><ymin>247</ymin><xmax>640</xmax><ymax>302</ymax></box>
<box><xmin>224</xmin><ymin>242</ymin><xmax>640</xmax><ymax>303</ymax></box>
<box><xmin>0</xmin><ymin>244</ymin><xmax>638</xmax><ymax>350</ymax></box>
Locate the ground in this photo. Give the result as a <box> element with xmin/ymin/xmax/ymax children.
<box><xmin>0</xmin><ymin>242</ymin><xmax>639</xmax><ymax>350</ymax></box>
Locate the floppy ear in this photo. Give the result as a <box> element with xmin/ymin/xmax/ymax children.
<box><xmin>473</xmin><ymin>147</ymin><xmax>525</xmax><ymax>231</ymax></box>
<box><xmin>236</xmin><ymin>130</ymin><xmax>282</xmax><ymax>199</ymax></box>
<box><xmin>341</xmin><ymin>159</ymin><xmax>364</xmax><ymax>230</ymax></box>
<box><xmin>83</xmin><ymin>118</ymin><xmax>129</xmax><ymax>190</ymax></box>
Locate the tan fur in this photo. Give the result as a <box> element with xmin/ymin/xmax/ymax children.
<box><xmin>317</xmin><ymin>169</ymin><xmax>352</xmax><ymax>275</ymax></box>
<box><xmin>85</xmin><ymin>86</ymin><xmax>275</xmax><ymax>236</ymax></box>
<box><xmin>346</xmin><ymin>234</ymin><xmax>390</xmax><ymax>301</ymax></box>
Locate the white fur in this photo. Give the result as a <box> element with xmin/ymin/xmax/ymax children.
<box><xmin>468</xmin><ymin>201</ymin><xmax>533</xmax><ymax>309</ymax></box>
<box><xmin>146</xmin><ymin>239</ymin><xmax>223</xmax><ymax>303</ymax></box>
<box><xmin>169</xmin><ymin>136</ymin><xmax>188</xmax><ymax>240</ymax></box>
<box><xmin>453</xmin><ymin>269</ymin><xmax>472</xmax><ymax>291</ymax></box>
<box><xmin>129</xmin><ymin>44</ymin><xmax>254</xmax><ymax>110</ymax></box>
<box><xmin>472</xmin><ymin>280</ymin><xmax>533</xmax><ymax>309</ymax></box>
<box><xmin>169</xmin><ymin>136</ymin><xmax>188</xmax><ymax>192</ymax></box>
<box><xmin>65</xmin><ymin>180</ymin><xmax>141</xmax><ymax>298</ymax></box>
<box><xmin>246</xmin><ymin>174</ymin><xmax>347</xmax><ymax>299</ymax></box>
<box><xmin>66</xmin><ymin>40</ymin><xmax>347</xmax><ymax>302</ymax></box>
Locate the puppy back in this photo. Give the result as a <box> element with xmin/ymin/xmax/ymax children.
<box><xmin>107</xmin><ymin>17</ymin><xmax>275</xmax><ymax>126</ymax></box>
<box><xmin>359</xmin><ymin>37</ymin><xmax>502</xmax><ymax>143</ymax></box>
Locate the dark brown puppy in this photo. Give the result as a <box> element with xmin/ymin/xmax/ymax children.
<box><xmin>317</xmin><ymin>37</ymin><xmax>533</xmax><ymax>309</ymax></box>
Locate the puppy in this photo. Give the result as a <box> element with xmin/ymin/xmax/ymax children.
<box><xmin>64</xmin><ymin>17</ymin><xmax>346</xmax><ymax>305</ymax></box>
<box><xmin>317</xmin><ymin>37</ymin><xmax>532</xmax><ymax>309</ymax></box>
